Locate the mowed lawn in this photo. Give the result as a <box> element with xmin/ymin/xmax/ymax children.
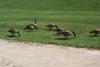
<box><xmin>0</xmin><ymin>9</ymin><xmax>99</xmax><ymax>49</ymax></box>
<box><xmin>0</xmin><ymin>0</ymin><xmax>100</xmax><ymax>49</ymax></box>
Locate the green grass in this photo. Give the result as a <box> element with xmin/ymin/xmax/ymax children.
<box><xmin>0</xmin><ymin>0</ymin><xmax>100</xmax><ymax>11</ymax></box>
<box><xmin>0</xmin><ymin>0</ymin><xmax>100</xmax><ymax>49</ymax></box>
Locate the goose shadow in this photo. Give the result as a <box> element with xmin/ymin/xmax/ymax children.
<box><xmin>88</xmin><ymin>35</ymin><xmax>100</xmax><ymax>37</ymax></box>
<box><xmin>7</xmin><ymin>35</ymin><xmax>17</xmax><ymax>37</ymax></box>
<box><xmin>55</xmin><ymin>37</ymin><xmax>69</xmax><ymax>40</ymax></box>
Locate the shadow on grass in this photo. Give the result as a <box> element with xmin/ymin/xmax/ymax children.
<box><xmin>88</xmin><ymin>35</ymin><xmax>100</xmax><ymax>37</ymax></box>
<box><xmin>55</xmin><ymin>37</ymin><xmax>70</xmax><ymax>40</ymax></box>
<box><xmin>55</xmin><ymin>36</ymin><xmax>76</xmax><ymax>40</ymax></box>
<box><xmin>44</xmin><ymin>28</ymin><xmax>54</xmax><ymax>31</ymax></box>
<box><xmin>7</xmin><ymin>35</ymin><xmax>18</xmax><ymax>37</ymax></box>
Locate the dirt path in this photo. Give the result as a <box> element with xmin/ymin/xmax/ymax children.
<box><xmin>0</xmin><ymin>39</ymin><xmax>100</xmax><ymax>67</ymax></box>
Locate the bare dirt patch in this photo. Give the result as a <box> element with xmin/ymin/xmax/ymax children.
<box><xmin>0</xmin><ymin>39</ymin><xmax>100</xmax><ymax>67</ymax></box>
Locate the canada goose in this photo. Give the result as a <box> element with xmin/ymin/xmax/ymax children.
<box><xmin>46</xmin><ymin>23</ymin><xmax>57</xmax><ymax>30</ymax></box>
<box><xmin>24</xmin><ymin>24</ymin><xmax>35</xmax><ymax>31</ymax></box>
<box><xmin>24</xmin><ymin>18</ymin><xmax>38</xmax><ymax>31</ymax></box>
<box><xmin>54</xmin><ymin>25</ymin><xmax>65</xmax><ymax>35</ymax></box>
<box><xmin>8</xmin><ymin>29</ymin><xmax>20</xmax><ymax>37</ymax></box>
<box><xmin>90</xmin><ymin>29</ymin><xmax>100</xmax><ymax>36</ymax></box>
<box><xmin>54</xmin><ymin>25</ymin><xmax>76</xmax><ymax>38</ymax></box>
<box><xmin>31</xmin><ymin>18</ymin><xmax>38</xmax><ymax>29</ymax></box>
<box><xmin>61</xmin><ymin>30</ymin><xmax>76</xmax><ymax>38</ymax></box>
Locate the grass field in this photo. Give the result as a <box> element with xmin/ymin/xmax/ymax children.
<box><xmin>0</xmin><ymin>0</ymin><xmax>100</xmax><ymax>49</ymax></box>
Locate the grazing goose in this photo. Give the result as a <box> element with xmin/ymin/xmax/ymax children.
<box><xmin>8</xmin><ymin>29</ymin><xmax>20</xmax><ymax>37</ymax></box>
<box><xmin>54</xmin><ymin>25</ymin><xmax>65</xmax><ymax>35</ymax></box>
<box><xmin>24</xmin><ymin>18</ymin><xmax>38</xmax><ymax>31</ymax></box>
<box><xmin>61</xmin><ymin>30</ymin><xmax>76</xmax><ymax>38</ymax></box>
<box><xmin>54</xmin><ymin>25</ymin><xmax>76</xmax><ymax>39</ymax></box>
<box><xmin>90</xmin><ymin>29</ymin><xmax>100</xmax><ymax>36</ymax></box>
<box><xmin>46</xmin><ymin>23</ymin><xmax>57</xmax><ymax>30</ymax></box>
